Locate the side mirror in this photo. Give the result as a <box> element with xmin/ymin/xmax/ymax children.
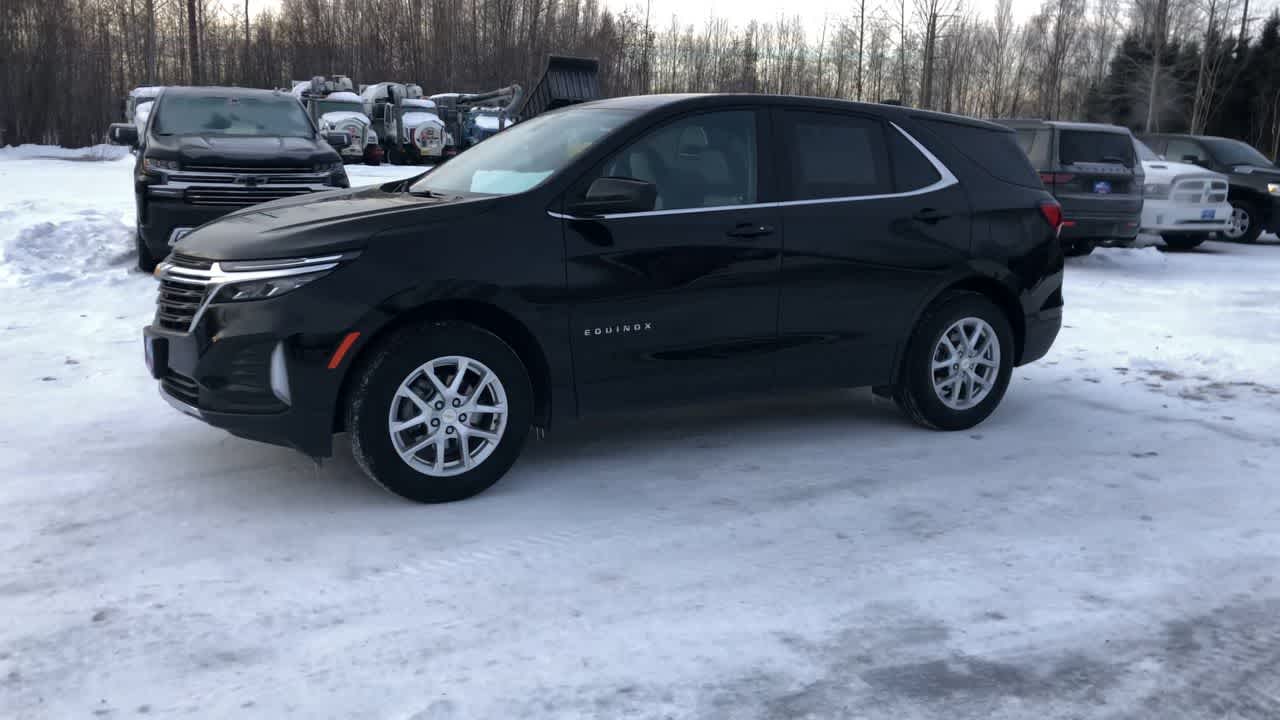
<box><xmin>567</xmin><ymin>177</ymin><xmax>657</xmax><ymax>216</ymax></box>
<box><xmin>325</xmin><ymin>132</ymin><xmax>351</xmax><ymax>149</ymax></box>
<box><xmin>109</xmin><ymin>122</ymin><xmax>139</xmax><ymax>148</ymax></box>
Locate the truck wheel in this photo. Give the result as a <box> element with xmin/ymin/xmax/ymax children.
<box><xmin>388</xmin><ymin>147</ymin><xmax>404</xmax><ymax>166</ymax></box>
<box><xmin>1063</xmin><ymin>239</ymin><xmax>1096</xmax><ymax>257</ymax></box>
<box><xmin>347</xmin><ymin>323</ymin><xmax>533</xmax><ymax>503</ymax></box>
<box><xmin>893</xmin><ymin>291</ymin><xmax>1014</xmax><ymax>432</ymax></box>
<box><xmin>1224</xmin><ymin>199</ymin><xmax>1263</xmax><ymax>243</ymax></box>
<box><xmin>136</xmin><ymin>231</ymin><xmax>159</xmax><ymax>273</ymax></box>
<box><xmin>1161</xmin><ymin>233</ymin><xmax>1208</xmax><ymax>251</ymax></box>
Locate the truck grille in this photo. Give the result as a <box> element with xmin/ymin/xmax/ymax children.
<box><xmin>183</xmin><ymin>164</ymin><xmax>313</xmax><ymax>174</ymax></box>
<box><xmin>169</xmin><ymin>253</ymin><xmax>213</xmax><ymax>270</ymax></box>
<box><xmin>161</xmin><ymin>370</ymin><xmax>200</xmax><ymax>407</ymax></box>
<box><xmin>185</xmin><ymin>186</ymin><xmax>315</xmax><ymax>207</ymax></box>
<box><xmin>156</xmin><ymin>277</ymin><xmax>209</xmax><ymax>331</ymax></box>
<box><xmin>1172</xmin><ymin>178</ymin><xmax>1229</xmax><ymax>205</ymax></box>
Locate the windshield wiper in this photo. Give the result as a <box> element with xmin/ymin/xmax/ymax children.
<box><xmin>408</xmin><ymin>188</ymin><xmax>445</xmax><ymax>198</ymax></box>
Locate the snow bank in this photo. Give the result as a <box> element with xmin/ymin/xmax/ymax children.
<box><xmin>0</xmin><ymin>144</ymin><xmax>131</xmax><ymax>162</ymax></box>
<box><xmin>1</xmin><ymin>210</ymin><xmax>135</xmax><ymax>284</ymax></box>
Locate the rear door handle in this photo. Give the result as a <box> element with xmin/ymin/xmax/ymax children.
<box><xmin>726</xmin><ymin>223</ymin><xmax>775</xmax><ymax>239</ymax></box>
<box><xmin>913</xmin><ymin>208</ymin><xmax>949</xmax><ymax>224</ymax></box>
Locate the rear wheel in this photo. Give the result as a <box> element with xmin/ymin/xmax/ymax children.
<box><xmin>1063</xmin><ymin>239</ymin><xmax>1096</xmax><ymax>257</ymax></box>
<box><xmin>893</xmin><ymin>292</ymin><xmax>1014</xmax><ymax>431</ymax></box>
<box><xmin>1161</xmin><ymin>233</ymin><xmax>1208</xmax><ymax>251</ymax></box>
<box><xmin>1224</xmin><ymin>199</ymin><xmax>1263</xmax><ymax>243</ymax></box>
<box><xmin>347</xmin><ymin>323</ymin><xmax>533</xmax><ymax>503</ymax></box>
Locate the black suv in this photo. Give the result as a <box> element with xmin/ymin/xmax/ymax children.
<box><xmin>1000</xmin><ymin>120</ymin><xmax>1143</xmax><ymax>256</ymax></box>
<box><xmin>1141</xmin><ymin>133</ymin><xmax>1280</xmax><ymax>243</ymax></box>
<box><xmin>143</xmin><ymin>94</ymin><xmax>1064</xmax><ymax>503</ymax></box>
<box><xmin>108</xmin><ymin>86</ymin><xmax>352</xmax><ymax>272</ymax></box>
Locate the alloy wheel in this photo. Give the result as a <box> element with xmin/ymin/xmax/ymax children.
<box><xmin>931</xmin><ymin>317</ymin><xmax>1001</xmax><ymax>411</ymax></box>
<box><xmin>1224</xmin><ymin>205</ymin><xmax>1250</xmax><ymax>240</ymax></box>
<box><xmin>387</xmin><ymin>355</ymin><xmax>508</xmax><ymax>477</ymax></box>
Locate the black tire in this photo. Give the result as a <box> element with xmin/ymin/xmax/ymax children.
<box><xmin>1063</xmin><ymin>239</ymin><xmax>1096</xmax><ymax>257</ymax></box>
<box><xmin>1161</xmin><ymin>233</ymin><xmax>1208</xmax><ymax>251</ymax></box>
<box><xmin>136</xmin><ymin>231</ymin><xmax>159</xmax><ymax>273</ymax></box>
<box><xmin>388</xmin><ymin>146</ymin><xmax>405</xmax><ymax>166</ymax></box>
<box><xmin>893</xmin><ymin>291</ymin><xmax>1015</xmax><ymax>431</ymax></box>
<box><xmin>1226</xmin><ymin>199</ymin><xmax>1264</xmax><ymax>244</ymax></box>
<box><xmin>347</xmin><ymin>323</ymin><xmax>533</xmax><ymax>503</ymax></box>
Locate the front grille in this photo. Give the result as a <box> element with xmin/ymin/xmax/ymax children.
<box><xmin>161</xmin><ymin>370</ymin><xmax>200</xmax><ymax>407</ymax></box>
<box><xmin>183</xmin><ymin>164</ymin><xmax>313</xmax><ymax>174</ymax></box>
<box><xmin>169</xmin><ymin>253</ymin><xmax>213</xmax><ymax>270</ymax></box>
<box><xmin>1173</xmin><ymin>178</ymin><xmax>1230</xmax><ymax>205</ymax></box>
<box><xmin>185</xmin><ymin>186</ymin><xmax>315</xmax><ymax>207</ymax></box>
<box><xmin>157</xmin><ymin>277</ymin><xmax>209</xmax><ymax>331</ymax></box>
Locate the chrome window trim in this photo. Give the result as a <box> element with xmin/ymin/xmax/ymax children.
<box><xmin>548</xmin><ymin>122</ymin><xmax>958</xmax><ymax>221</ymax></box>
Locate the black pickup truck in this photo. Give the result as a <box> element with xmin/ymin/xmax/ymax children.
<box><xmin>109</xmin><ymin>86</ymin><xmax>352</xmax><ymax>271</ymax></box>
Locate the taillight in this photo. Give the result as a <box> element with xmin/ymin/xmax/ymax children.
<box><xmin>1038</xmin><ymin>199</ymin><xmax>1064</xmax><ymax>235</ymax></box>
<box><xmin>1038</xmin><ymin>172</ymin><xmax>1075</xmax><ymax>186</ymax></box>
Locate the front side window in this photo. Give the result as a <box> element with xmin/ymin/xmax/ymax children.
<box><xmin>411</xmin><ymin>108</ymin><xmax>635</xmax><ymax>197</ymax></box>
<box><xmin>154</xmin><ymin>95</ymin><xmax>315</xmax><ymax>137</ymax></box>
<box><xmin>782</xmin><ymin>111</ymin><xmax>890</xmax><ymax>200</ymax></box>
<box><xmin>579</xmin><ymin>110</ymin><xmax>758</xmax><ymax>211</ymax></box>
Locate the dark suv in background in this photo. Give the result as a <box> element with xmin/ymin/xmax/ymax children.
<box><xmin>141</xmin><ymin>94</ymin><xmax>1064</xmax><ymax>503</ymax></box>
<box><xmin>1140</xmin><ymin>133</ymin><xmax>1280</xmax><ymax>244</ymax></box>
<box><xmin>1000</xmin><ymin>120</ymin><xmax>1143</xmax><ymax>256</ymax></box>
<box><xmin>109</xmin><ymin>86</ymin><xmax>352</xmax><ymax>271</ymax></box>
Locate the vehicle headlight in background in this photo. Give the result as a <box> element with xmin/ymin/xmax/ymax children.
<box><xmin>314</xmin><ymin>160</ymin><xmax>345</xmax><ymax>173</ymax></box>
<box><xmin>143</xmin><ymin>157</ymin><xmax>179</xmax><ymax>172</ymax></box>
<box><xmin>1268</xmin><ymin>183</ymin><xmax>1280</xmax><ymax>195</ymax></box>
<box><xmin>1143</xmin><ymin>183</ymin><xmax>1171</xmax><ymax>199</ymax></box>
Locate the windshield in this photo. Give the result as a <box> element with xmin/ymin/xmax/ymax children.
<box><xmin>154</xmin><ymin>95</ymin><xmax>315</xmax><ymax>137</ymax></box>
<box><xmin>314</xmin><ymin>100</ymin><xmax>364</xmax><ymax>117</ymax></box>
<box><xmin>1058</xmin><ymin>130</ymin><xmax>1135</xmax><ymax>166</ymax></box>
<box><xmin>1133</xmin><ymin>139</ymin><xmax>1161</xmax><ymax>162</ymax></box>
<box><xmin>410</xmin><ymin>108</ymin><xmax>635</xmax><ymax>196</ymax></box>
<box><xmin>1205</xmin><ymin>138</ymin><xmax>1274</xmax><ymax>167</ymax></box>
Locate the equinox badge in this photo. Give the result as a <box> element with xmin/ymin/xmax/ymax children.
<box><xmin>584</xmin><ymin>322</ymin><xmax>652</xmax><ymax>337</ymax></box>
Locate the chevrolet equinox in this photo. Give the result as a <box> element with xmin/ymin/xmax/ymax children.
<box><xmin>144</xmin><ymin>94</ymin><xmax>1065</xmax><ymax>502</ymax></box>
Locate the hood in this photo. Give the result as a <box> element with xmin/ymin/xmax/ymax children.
<box><xmin>146</xmin><ymin>134</ymin><xmax>339</xmax><ymax>168</ymax></box>
<box><xmin>1141</xmin><ymin>159</ymin><xmax>1226</xmax><ymax>184</ymax></box>
<box><xmin>1232</xmin><ymin>164</ymin><xmax>1280</xmax><ymax>179</ymax></box>
<box><xmin>319</xmin><ymin>111</ymin><xmax>370</xmax><ymax>128</ymax></box>
<box><xmin>174</xmin><ymin>184</ymin><xmax>496</xmax><ymax>260</ymax></box>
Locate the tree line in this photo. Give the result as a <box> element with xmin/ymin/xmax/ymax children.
<box><xmin>1</xmin><ymin>0</ymin><xmax>1277</xmax><ymax>154</ymax></box>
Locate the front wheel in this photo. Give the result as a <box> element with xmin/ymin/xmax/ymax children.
<box><xmin>1224</xmin><ymin>199</ymin><xmax>1263</xmax><ymax>243</ymax></box>
<box><xmin>893</xmin><ymin>291</ymin><xmax>1014</xmax><ymax>431</ymax></box>
<box><xmin>347</xmin><ymin>323</ymin><xmax>533</xmax><ymax>503</ymax></box>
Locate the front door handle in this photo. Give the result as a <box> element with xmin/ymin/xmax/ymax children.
<box><xmin>726</xmin><ymin>223</ymin><xmax>775</xmax><ymax>239</ymax></box>
<box><xmin>913</xmin><ymin>208</ymin><xmax>949</xmax><ymax>224</ymax></box>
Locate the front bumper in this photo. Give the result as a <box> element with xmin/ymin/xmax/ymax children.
<box><xmin>1059</xmin><ymin>213</ymin><xmax>1141</xmax><ymax>243</ymax></box>
<box><xmin>139</xmin><ymin>199</ymin><xmax>229</xmax><ymax>257</ymax></box>
<box><xmin>1141</xmin><ymin>199</ymin><xmax>1232</xmax><ymax>233</ymax></box>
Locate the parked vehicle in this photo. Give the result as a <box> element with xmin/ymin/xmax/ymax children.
<box><xmin>1140</xmin><ymin>133</ymin><xmax>1280</xmax><ymax>243</ymax></box>
<box><xmin>430</xmin><ymin>87</ymin><xmax>521</xmax><ymax>157</ymax></box>
<box><xmin>1133</xmin><ymin>138</ymin><xmax>1230</xmax><ymax>250</ymax></box>
<box><xmin>124</xmin><ymin>86</ymin><xmax>163</xmax><ymax>138</ymax></box>
<box><xmin>1000</xmin><ymin>120</ymin><xmax>1143</xmax><ymax>256</ymax></box>
<box><xmin>106</xmin><ymin>86</ymin><xmax>351</xmax><ymax>272</ymax></box>
<box><xmin>142</xmin><ymin>94</ymin><xmax>1064</xmax><ymax>503</ymax></box>
<box><xmin>293</xmin><ymin>76</ymin><xmax>383</xmax><ymax>166</ymax></box>
<box><xmin>361</xmin><ymin>83</ymin><xmax>448</xmax><ymax>165</ymax></box>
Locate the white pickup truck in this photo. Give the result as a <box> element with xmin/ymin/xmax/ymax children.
<box><xmin>1135</xmin><ymin>138</ymin><xmax>1231</xmax><ymax>250</ymax></box>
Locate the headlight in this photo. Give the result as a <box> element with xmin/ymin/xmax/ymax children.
<box><xmin>218</xmin><ymin>270</ymin><xmax>330</xmax><ymax>302</ymax></box>
<box><xmin>143</xmin><ymin>157</ymin><xmax>179</xmax><ymax>172</ymax></box>
<box><xmin>315</xmin><ymin>160</ymin><xmax>344</xmax><ymax>172</ymax></box>
<box><xmin>212</xmin><ymin>253</ymin><xmax>357</xmax><ymax>303</ymax></box>
<box><xmin>1268</xmin><ymin>183</ymin><xmax>1280</xmax><ymax>195</ymax></box>
<box><xmin>1144</xmin><ymin>183</ymin><xmax>1171</xmax><ymax>199</ymax></box>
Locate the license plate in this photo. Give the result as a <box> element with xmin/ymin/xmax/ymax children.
<box><xmin>1092</xmin><ymin>181</ymin><xmax>1112</xmax><ymax>194</ymax></box>
<box><xmin>144</xmin><ymin>334</ymin><xmax>167</xmax><ymax>379</ymax></box>
<box><xmin>1201</xmin><ymin>208</ymin><xmax>1216</xmax><ymax>220</ymax></box>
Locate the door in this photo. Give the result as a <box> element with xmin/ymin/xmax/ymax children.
<box><xmin>773</xmin><ymin>109</ymin><xmax>972</xmax><ymax>389</ymax></box>
<box><xmin>563</xmin><ymin>108</ymin><xmax>782</xmax><ymax>412</ymax></box>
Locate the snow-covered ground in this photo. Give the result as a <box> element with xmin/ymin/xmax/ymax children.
<box><xmin>2</xmin><ymin>152</ymin><xmax>1280</xmax><ymax>719</ymax></box>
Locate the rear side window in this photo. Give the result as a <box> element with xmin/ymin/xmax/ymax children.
<box><xmin>915</xmin><ymin>118</ymin><xmax>1041</xmax><ymax>188</ymax></box>
<box><xmin>1058</xmin><ymin>130</ymin><xmax>1135</xmax><ymax>167</ymax></box>
<box><xmin>888</xmin><ymin>128</ymin><xmax>941</xmax><ymax>192</ymax></box>
<box><xmin>781</xmin><ymin>110</ymin><xmax>890</xmax><ymax>200</ymax></box>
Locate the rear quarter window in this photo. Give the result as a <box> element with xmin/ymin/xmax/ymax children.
<box><xmin>1058</xmin><ymin>130</ymin><xmax>1135</xmax><ymax>167</ymax></box>
<box><xmin>915</xmin><ymin>118</ymin><xmax>1042</xmax><ymax>188</ymax></box>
